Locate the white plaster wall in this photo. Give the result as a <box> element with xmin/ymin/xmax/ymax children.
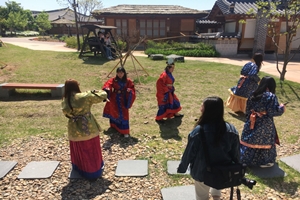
<box><xmin>215</xmin><ymin>39</ymin><xmax>238</xmax><ymax>56</ymax></box>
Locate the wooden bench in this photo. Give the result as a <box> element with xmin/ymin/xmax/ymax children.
<box><xmin>0</xmin><ymin>83</ymin><xmax>65</xmax><ymax>98</ymax></box>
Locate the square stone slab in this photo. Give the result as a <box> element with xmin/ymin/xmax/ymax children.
<box><xmin>161</xmin><ymin>185</ymin><xmax>195</xmax><ymax>200</ymax></box>
<box><xmin>68</xmin><ymin>167</ymin><xmax>84</xmax><ymax>179</ymax></box>
<box><xmin>167</xmin><ymin>160</ymin><xmax>190</xmax><ymax>175</ymax></box>
<box><xmin>280</xmin><ymin>154</ymin><xmax>300</xmax><ymax>173</ymax></box>
<box><xmin>18</xmin><ymin>161</ymin><xmax>60</xmax><ymax>179</ymax></box>
<box><xmin>0</xmin><ymin>161</ymin><xmax>17</xmax><ymax>179</ymax></box>
<box><xmin>115</xmin><ymin>160</ymin><xmax>148</xmax><ymax>177</ymax></box>
<box><xmin>150</xmin><ymin>54</ymin><xmax>164</xmax><ymax>60</ymax></box>
<box><xmin>166</xmin><ymin>54</ymin><xmax>185</xmax><ymax>62</ymax></box>
<box><xmin>248</xmin><ymin>162</ymin><xmax>286</xmax><ymax>178</ymax></box>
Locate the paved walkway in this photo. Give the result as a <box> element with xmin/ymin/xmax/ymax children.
<box><xmin>1</xmin><ymin>37</ymin><xmax>299</xmax><ymax>83</ymax></box>
<box><xmin>133</xmin><ymin>51</ymin><xmax>300</xmax><ymax>83</ymax></box>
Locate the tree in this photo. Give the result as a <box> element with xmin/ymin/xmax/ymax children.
<box><xmin>6</xmin><ymin>11</ymin><xmax>28</xmax><ymax>34</ymax></box>
<box><xmin>1</xmin><ymin>1</ymin><xmax>33</xmax><ymax>35</ymax></box>
<box><xmin>57</xmin><ymin>0</ymin><xmax>103</xmax><ymax>20</ymax></box>
<box><xmin>0</xmin><ymin>1</ymin><xmax>24</xmax><ymax>35</ymax></box>
<box><xmin>0</xmin><ymin>6</ymin><xmax>9</xmax><ymax>36</ymax></box>
<box><xmin>23</xmin><ymin>9</ymin><xmax>35</xmax><ymax>30</ymax></box>
<box><xmin>57</xmin><ymin>0</ymin><xmax>103</xmax><ymax>50</ymax></box>
<box><xmin>34</xmin><ymin>12</ymin><xmax>52</xmax><ymax>36</ymax></box>
<box><xmin>251</xmin><ymin>0</ymin><xmax>300</xmax><ymax>81</ymax></box>
<box><xmin>5</xmin><ymin>0</ymin><xmax>23</xmax><ymax>13</ymax></box>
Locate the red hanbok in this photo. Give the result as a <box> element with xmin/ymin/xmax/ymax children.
<box><xmin>102</xmin><ymin>77</ymin><xmax>136</xmax><ymax>134</ymax></box>
<box><xmin>156</xmin><ymin>70</ymin><xmax>181</xmax><ymax>120</ymax></box>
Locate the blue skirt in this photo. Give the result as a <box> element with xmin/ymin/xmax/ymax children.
<box><xmin>240</xmin><ymin>143</ymin><xmax>277</xmax><ymax>167</ymax></box>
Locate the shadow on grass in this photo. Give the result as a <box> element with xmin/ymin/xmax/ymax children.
<box><xmin>245</xmin><ymin>162</ymin><xmax>299</xmax><ymax>197</ymax></box>
<box><xmin>61</xmin><ymin>177</ymin><xmax>112</xmax><ymax>200</ymax></box>
<box><xmin>157</xmin><ymin>117</ymin><xmax>183</xmax><ymax>141</ymax></box>
<box><xmin>228</xmin><ymin>112</ymin><xmax>246</xmax><ymax>123</ymax></box>
<box><xmin>102</xmin><ymin>127</ymin><xmax>138</xmax><ymax>150</ymax></box>
<box><xmin>286</xmin><ymin>83</ymin><xmax>300</xmax><ymax>100</ymax></box>
<box><xmin>0</xmin><ymin>91</ymin><xmax>61</xmax><ymax>101</ymax></box>
<box><xmin>80</xmin><ymin>56</ymin><xmax>110</xmax><ymax>65</ymax></box>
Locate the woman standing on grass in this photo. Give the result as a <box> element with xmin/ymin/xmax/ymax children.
<box><xmin>62</xmin><ymin>79</ymin><xmax>107</xmax><ymax>180</ymax></box>
<box><xmin>225</xmin><ymin>53</ymin><xmax>264</xmax><ymax>113</ymax></box>
<box><xmin>102</xmin><ymin>66</ymin><xmax>136</xmax><ymax>138</ymax></box>
<box><xmin>240</xmin><ymin>76</ymin><xmax>285</xmax><ymax>168</ymax></box>
<box><xmin>155</xmin><ymin>58</ymin><xmax>183</xmax><ymax>123</ymax></box>
<box><xmin>177</xmin><ymin>96</ymin><xmax>240</xmax><ymax>200</ymax></box>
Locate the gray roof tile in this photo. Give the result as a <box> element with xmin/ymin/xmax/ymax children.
<box><xmin>217</xmin><ymin>0</ymin><xmax>257</xmax><ymax>15</ymax></box>
<box><xmin>32</xmin><ymin>8</ymin><xmax>97</xmax><ymax>22</ymax></box>
<box><xmin>93</xmin><ymin>4</ymin><xmax>207</xmax><ymax>15</ymax></box>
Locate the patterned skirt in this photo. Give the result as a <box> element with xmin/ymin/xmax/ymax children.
<box><xmin>70</xmin><ymin>135</ymin><xmax>104</xmax><ymax>179</ymax></box>
<box><xmin>240</xmin><ymin>143</ymin><xmax>277</xmax><ymax>166</ymax></box>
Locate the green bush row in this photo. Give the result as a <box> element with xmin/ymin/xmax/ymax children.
<box><xmin>145</xmin><ymin>40</ymin><xmax>220</xmax><ymax>57</ymax></box>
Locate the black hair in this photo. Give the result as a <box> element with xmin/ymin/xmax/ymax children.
<box><xmin>252</xmin><ymin>53</ymin><xmax>264</xmax><ymax>72</ymax></box>
<box><xmin>115</xmin><ymin>66</ymin><xmax>127</xmax><ymax>82</ymax></box>
<box><xmin>195</xmin><ymin>96</ymin><xmax>226</xmax><ymax>146</ymax></box>
<box><xmin>165</xmin><ymin>62</ymin><xmax>175</xmax><ymax>72</ymax></box>
<box><xmin>250</xmin><ymin>76</ymin><xmax>276</xmax><ymax>101</ymax></box>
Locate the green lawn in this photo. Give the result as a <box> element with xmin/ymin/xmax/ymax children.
<box><xmin>0</xmin><ymin>44</ymin><xmax>300</xmax><ymax>198</ymax></box>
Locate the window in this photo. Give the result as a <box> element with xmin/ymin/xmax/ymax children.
<box><xmin>225</xmin><ymin>22</ymin><xmax>236</xmax><ymax>33</ymax></box>
<box><xmin>116</xmin><ymin>19</ymin><xmax>128</xmax><ymax>35</ymax></box>
<box><xmin>244</xmin><ymin>19</ymin><xmax>256</xmax><ymax>38</ymax></box>
<box><xmin>139</xmin><ymin>19</ymin><xmax>166</xmax><ymax>37</ymax></box>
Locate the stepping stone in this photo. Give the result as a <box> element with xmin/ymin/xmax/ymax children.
<box><xmin>68</xmin><ymin>168</ymin><xmax>84</xmax><ymax>179</ymax></box>
<box><xmin>18</xmin><ymin>161</ymin><xmax>60</xmax><ymax>179</ymax></box>
<box><xmin>248</xmin><ymin>162</ymin><xmax>286</xmax><ymax>178</ymax></box>
<box><xmin>166</xmin><ymin>54</ymin><xmax>184</xmax><ymax>62</ymax></box>
<box><xmin>280</xmin><ymin>154</ymin><xmax>300</xmax><ymax>173</ymax></box>
<box><xmin>161</xmin><ymin>185</ymin><xmax>195</xmax><ymax>200</ymax></box>
<box><xmin>115</xmin><ymin>160</ymin><xmax>148</xmax><ymax>177</ymax></box>
<box><xmin>0</xmin><ymin>161</ymin><xmax>17</xmax><ymax>179</ymax></box>
<box><xmin>149</xmin><ymin>54</ymin><xmax>164</xmax><ymax>60</ymax></box>
<box><xmin>167</xmin><ymin>160</ymin><xmax>190</xmax><ymax>175</ymax></box>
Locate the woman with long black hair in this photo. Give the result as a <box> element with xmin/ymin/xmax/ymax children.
<box><xmin>225</xmin><ymin>53</ymin><xmax>264</xmax><ymax>113</ymax></box>
<box><xmin>178</xmin><ymin>96</ymin><xmax>240</xmax><ymax>200</ymax></box>
<box><xmin>240</xmin><ymin>76</ymin><xmax>285</xmax><ymax>167</ymax></box>
<box><xmin>102</xmin><ymin>66</ymin><xmax>136</xmax><ymax>137</ymax></box>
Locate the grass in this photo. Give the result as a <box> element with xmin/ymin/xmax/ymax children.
<box><xmin>1</xmin><ymin>44</ymin><xmax>300</xmax><ymax>198</ymax></box>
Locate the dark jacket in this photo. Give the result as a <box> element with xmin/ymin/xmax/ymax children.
<box><xmin>177</xmin><ymin>122</ymin><xmax>240</xmax><ymax>182</ymax></box>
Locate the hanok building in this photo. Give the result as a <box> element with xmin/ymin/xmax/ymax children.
<box><xmin>32</xmin><ymin>8</ymin><xmax>103</xmax><ymax>35</ymax></box>
<box><xmin>92</xmin><ymin>4</ymin><xmax>208</xmax><ymax>44</ymax></box>
<box><xmin>197</xmin><ymin>0</ymin><xmax>300</xmax><ymax>56</ymax></box>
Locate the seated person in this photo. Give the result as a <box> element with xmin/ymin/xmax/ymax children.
<box><xmin>97</xmin><ymin>31</ymin><xmax>113</xmax><ymax>60</ymax></box>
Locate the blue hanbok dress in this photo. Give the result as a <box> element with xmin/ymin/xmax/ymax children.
<box><xmin>225</xmin><ymin>62</ymin><xmax>260</xmax><ymax>113</ymax></box>
<box><xmin>240</xmin><ymin>91</ymin><xmax>284</xmax><ymax>166</ymax></box>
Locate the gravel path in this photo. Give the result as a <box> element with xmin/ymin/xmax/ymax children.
<box><xmin>1</xmin><ymin>133</ymin><xmax>300</xmax><ymax>200</ymax></box>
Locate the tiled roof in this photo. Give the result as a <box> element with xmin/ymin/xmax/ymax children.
<box><xmin>216</xmin><ymin>0</ymin><xmax>257</xmax><ymax>15</ymax></box>
<box><xmin>196</xmin><ymin>19</ymin><xmax>222</xmax><ymax>24</ymax></box>
<box><xmin>93</xmin><ymin>4</ymin><xmax>207</xmax><ymax>15</ymax></box>
<box><xmin>216</xmin><ymin>0</ymin><xmax>285</xmax><ymax>15</ymax></box>
<box><xmin>32</xmin><ymin>8</ymin><xmax>98</xmax><ymax>22</ymax></box>
<box><xmin>193</xmin><ymin>32</ymin><xmax>241</xmax><ymax>39</ymax></box>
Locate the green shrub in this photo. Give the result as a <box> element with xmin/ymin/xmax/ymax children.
<box><xmin>145</xmin><ymin>40</ymin><xmax>220</xmax><ymax>57</ymax></box>
<box><xmin>116</xmin><ymin>40</ymin><xmax>127</xmax><ymax>51</ymax></box>
<box><xmin>65</xmin><ymin>36</ymin><xmax>84</xmax><ymax>49</ymax></box>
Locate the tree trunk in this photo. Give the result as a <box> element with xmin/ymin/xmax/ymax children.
<box><xmin>253</xmin><ymin>8</ymin><xmax>269</xmax><ymax>55</ymax></box>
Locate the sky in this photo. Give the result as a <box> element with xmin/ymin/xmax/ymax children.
<box><xmin>0</xmin><ymin>0</ymin><xmax>216</xmax><ymax>12</ymax></box>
